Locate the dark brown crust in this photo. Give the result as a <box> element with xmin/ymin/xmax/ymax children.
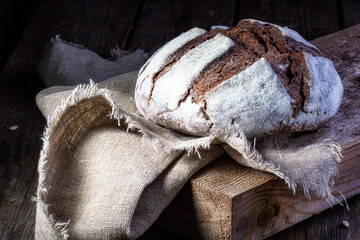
<box><xmin>147</xmin><ymin>31</ymin><xmax>219</xmax><ymax>102</ymax></box>
<box><xmin>190</xmin><ymin>20</ymin><xmax>319</xmax><ymax>116</ymax></box>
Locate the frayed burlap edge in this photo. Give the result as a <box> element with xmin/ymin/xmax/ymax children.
<box><xmin>34</xmin><ymin>81</ymin><xmax>344</xmax><ymax>239</ymax></box>
<box><xmin>221</xmin><ymin>132</ymin><xmax>343</xmax><ymax>203</ymax></box>
<box><xmin>47</xmin><ymin>35</ymin><xmax>149</xmax><ymax>62</ymax></box>
<box><xmin>34</xmin><ymin>81</ymin><xmax>218</xmax><ymax>239</ymax></box>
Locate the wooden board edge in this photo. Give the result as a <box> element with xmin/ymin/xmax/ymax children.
<box><xmin>231</xmin><ymin>143</ymin><xmax>360</xmax><ymax>239</ymax></box>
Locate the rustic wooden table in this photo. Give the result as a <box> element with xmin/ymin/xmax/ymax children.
<box><xmin>0</xmin><ymin>0</ymin><xmax>359</xmax><ymax>239</ymax></box>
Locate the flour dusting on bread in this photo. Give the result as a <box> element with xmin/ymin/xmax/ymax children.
<box><xmin>135</xmin><ymin>19</ymin><xmax>343</xmax><ymax>137</ymax></box>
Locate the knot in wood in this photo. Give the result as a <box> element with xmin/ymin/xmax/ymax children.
<box><xmin>257</xmin><ymin>204</ymin><xmax>279</xmax><ymax>226</ymax></box>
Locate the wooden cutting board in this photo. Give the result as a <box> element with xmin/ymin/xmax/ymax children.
<box><xmin>158</xmin><ymin>24</ymin><xmax>360</xmax><ymax>240</ymax></box>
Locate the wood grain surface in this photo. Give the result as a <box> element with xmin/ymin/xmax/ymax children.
<box><xmin>236</xmin><ymin>0</ymin><xmax>339</xmax><ymax>40</ymax></box>
<box><xmin>129</xmin><ymin>0</ymin><xmax>237</xmax><ymax>54</ymax></box>
<box><xmin>339</xmin><ymin>0</ymin><xmax>360</xmax><ymax>29</ymax></box>
<box><xmin>0</xmin><ymin>0</ymin><xmax>359</xmax><ymax>239</ymax></box>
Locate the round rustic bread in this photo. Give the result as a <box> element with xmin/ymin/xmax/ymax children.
<box><xmin>135</xmin><ymin>19</ymin><xmax>343</xmax><ymax>137</ymax></box>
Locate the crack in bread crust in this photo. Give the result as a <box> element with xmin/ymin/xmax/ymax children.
<box><xmin>200</xmin><ymin>99</ymin><xmax>214</xmax><ymax>131</ymax></box>
<box><xmin>190</xmin><ymin>20</ymin><xmax>319</xmax><ymax>116</ymax></box>
<box><xmin>139</xmin><ymin>62</ymin><xmax>149</xmax><ymax>76</ymax></box>
<box><xmin>147</xmin><ymin>31</ymin><xmax>219</xmax><ymax>103</ymax></box>
<box><xmin>156</xmin><ymin>89</ymin><xmax>214</xmax><ymax>133</ymax></box>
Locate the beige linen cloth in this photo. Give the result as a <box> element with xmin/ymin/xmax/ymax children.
<box><xmin>34</xmin><ymin>38</ymin><xmax>343</xmax><ymax>239</ymax></box>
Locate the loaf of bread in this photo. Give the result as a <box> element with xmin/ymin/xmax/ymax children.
<box><xmin>135</xmin><ymin>19</ymin><xmax>343</xmax><ymax>137</ymax></box>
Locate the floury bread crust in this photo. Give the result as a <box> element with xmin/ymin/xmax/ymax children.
<box><xmin>135</xmin><ymin>19</ymin><xmax>343</xmax><ymax>137</ymax></box>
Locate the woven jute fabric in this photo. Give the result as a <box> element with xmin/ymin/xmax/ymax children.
<box><xmin>34</xmin><ymin>39</ymin><xmax>343</xmax><ymax>239</ymax></box>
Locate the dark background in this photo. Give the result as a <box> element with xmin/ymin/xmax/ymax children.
<box><xmin>0</xmin><ymin>0</ymin><xmax>359</xmax><ymax>239</ymax></box>
<box><xmin>1</xmin><ymin>0</ymin><xmax>360</xmax><ymax>73</ymax></box>
<box><xmin>0</xmin><ymin>0</ymin><xmax>43</xmax><ymax>72</ymax></box>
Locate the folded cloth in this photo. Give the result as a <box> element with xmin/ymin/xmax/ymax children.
<box><xmin>34</xmin><ymin>38</ymin><xmax>342</xmax><ymax>239</ymax></box>
<box><xmin>38</xmin><ymin>35</ymin><xmax>150</xmax><ymax>86</ymax></box>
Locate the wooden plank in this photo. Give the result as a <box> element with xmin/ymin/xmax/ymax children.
<box><xmin>129</xmin><ymin>0</ymin><xmax>237</xmax><ymax>54</ymax></box>
<box><xmin>236</xmin><ymin>0</ymin><xmax>339</xmax><ymax>40</ymax></box>
<box><xmin>0</xmin><ymin>0</ymin><xmax>140</xmax><ymax>239</ymax></box>
<box><xmin>158</xmin><ymin>24</ymin><xmax>360</xmax><ymax>239</ymax></box>
<box><xmin>269</xmin><ymin>190</ymin><xmax>360</xmax><ymax>239</ymax></box>
<box><xmin>339</xmin><ymin>0</ymin><xmax>360</xmax><ymax>28</ymax></box>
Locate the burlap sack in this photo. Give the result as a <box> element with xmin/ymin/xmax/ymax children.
<box><xmin>34</xmin><ymin>39</ymin><xmax>343</xmax><ymax>239</ymax></box>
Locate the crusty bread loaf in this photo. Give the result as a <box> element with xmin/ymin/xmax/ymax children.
<box><xmin>135</xmin><ymin>19</ymin><xmax>343</xmax><ymax>137</ymax></box>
